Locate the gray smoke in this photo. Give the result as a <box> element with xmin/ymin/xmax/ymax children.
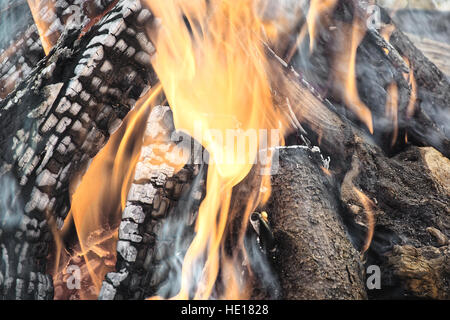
<box><xmin>0</xmin><ymin>0</ymin><xmax>33</xmax><ymax>51</ymax></box>
<box><xmin>0</xmin><ymin>173</ymin><xmax>25</xmax><ymax>234</ymax></box>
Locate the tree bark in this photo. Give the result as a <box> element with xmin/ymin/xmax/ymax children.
<box><xmin>265</xmin><ymin>146</ymin><xmax>367</xmax><ymax>299</ymax></box>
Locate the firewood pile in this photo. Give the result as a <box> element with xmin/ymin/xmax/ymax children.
<box><xmin>0</xmin><ymin>0</ymin><xmax>448</xmax><ymax>300</ymax></box>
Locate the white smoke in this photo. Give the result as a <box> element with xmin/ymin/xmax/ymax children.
<box><xmin>0</xmin><ymin>173</ymin><xmax>25</xmax><ymax>233</ymax></box>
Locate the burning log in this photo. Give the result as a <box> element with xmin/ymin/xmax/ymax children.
<box><xmin>99</xmin><ymin>106</ymin><xmax>206</xmax><ymax>300</ymax></box>
<box><xmin>265</xmin><ymin>146</ymin><xmax>367</xmax><ymax>299</ymax></box>
<box><xmin>269</xmin><ymin>44</ymin><xmax>449</xmax><ymax>299</ymax></box>
<box><xmin>1</xmin><ymin>0</ymin><xmax>449</xmax><ymax>301</ymax></box>
<box><xmin>0</xmin><ymin>0</ymin><xmax>157</xmax><ymax>299</ymax></box>
<box><xmin>285</xmin><ymin>0</ymin><xmax>449</xmax><ymax>157</ymax></box>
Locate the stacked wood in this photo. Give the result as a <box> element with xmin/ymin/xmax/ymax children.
<box><xmin>0</xmin><ymin>0</ymin><xmax>449</xmax><ymax>300</ymax></box>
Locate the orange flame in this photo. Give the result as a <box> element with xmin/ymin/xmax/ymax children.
<box><xmin>51</xmin><ymin>85</ymin><xmax>163</xmax><ymax>298</ymax></box>
<box><xmin>27</xmin><ymin>0</ymin><xmax>54</xmax><ymax>55</ymax></box>
<box><xmin>405</xmin><ymin>60</ymin><xmax>417</xmax><ymax>119</ymax></box>
<box><xmin>385</xmin><ymin>82</ymin><xmax>399</xmax><ymax>146</ymax></box>
<box><xmin>145</xmin><ymin>0</ymin><xmax>286</xmax><ymax>299</ymax></box>
<box><xmin>353</xmin><ymin>187</ymin><xmax>375</xmax><ymax>255</ymax></box>
<box><xmin>307</xmin><ymin>0</ymin><xmax>338</xmax><ymax>52</ymax></box>
<box><xmin>333</xmin><ymin>18</ymin><xmax>373</xmax><ymax>133</ymax></box>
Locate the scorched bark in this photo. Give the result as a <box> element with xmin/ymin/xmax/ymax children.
<box><xmin>0</xmin><ymin>0</ymin><xmax>157</xmax><ymax>299</ymax></box>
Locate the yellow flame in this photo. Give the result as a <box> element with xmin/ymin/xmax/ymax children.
<box><xmin>333</xmin><ymin>18</ymin><xmax>373</xmax><ymax>133</ymax></box>
<box><xmin>145</xmin><ymin>0</ymin><xmax>285</xmax><ymax>299</ymax></box>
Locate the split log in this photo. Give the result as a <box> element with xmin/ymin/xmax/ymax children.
<box><xmin>0</xmin><ymin>0</ymin><xmax>157</xmax><ymax>299</ymax></box>
<box><xmin>265</xmin><ymin>146</ymin><xmax>367</xmax><ymax>299</ymax></box>
<box><xmin>99</xmin><ymin>106</ymin><xmax>206</xmax><ymax>300</ymax></box>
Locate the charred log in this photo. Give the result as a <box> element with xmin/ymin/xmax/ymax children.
<box><xmin>265</xmin><ymin>146</ymin><xmax>367</xmax><ymax>299</ymax></box>
<box><xmin>99</xmin><ymin>106</ymin><xmax>206</xmax><ymax>300</ymax></box>
<box><xmin>285</xmin><ymin>0</ymin><xmax>450</xmax><ymax>157</ymax></box>
<box><xmin>0</xmin><ymin>0</ymin><xmax>118</xmax><ymax>100</ymax></box>
<box><xmin>269</xmin><ymin>47</ymin><xmax>449</xmax><ymax>299</ymax></box>
<box><xmin>0</xmin><ymin>0</ymin><xmax>157</xmax><ymax>299</ymax></box>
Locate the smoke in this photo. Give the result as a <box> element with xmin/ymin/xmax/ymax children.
<box><xmin>0</xmin><ymin>0</ymin><xmax>33</xmax><ymax>51</ymax></box>
<box><xmin>152</xmin><ymin>164</ymin><xmax>206</xmax><ymax>299</ymax></box>
<box><xmin>0</xmin><ymin>173</ymin><xmax>25</xmax><ymax>233</ymax></box>
<box><xmin>244</xmin><ymin>227</ymin><xmax>281</xmax><ymax>299</ymax></box>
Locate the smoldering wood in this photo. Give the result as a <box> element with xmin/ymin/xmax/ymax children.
<box><xmin>390</xmin><ymin>9</ymin><xmax>450</xmax><ymax>76</ymax></box>
<box><xmin>265</xmin><ymin>146</ymin><xmax>367</xmax><ymax>299</ymax></box>
<box><xmin>0</xmin><ymin>0</ymin><xmax>157</xmax><ymax>299</ymax></box>
<box><xmin>340</xmin><ymin>144</ymin><xmax>450</xmax><ymax>299</ymax></box>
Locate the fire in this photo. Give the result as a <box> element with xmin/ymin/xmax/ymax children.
<box><xmin>27</xmin><ymin>0</ymin><xmax>55</xmax><ymax>55</ymax></box>
<box><xmin>144</xmin><ymin>0</ymin><xmax>286</xmax><ymax>299</ymax></box>
<box><xmin>333</xmin><ymin>17</ymin><xmax>373</xmax><ymax>133</ymax></box>
<box><xmin>353</xmin><ymin>187</ymin><xmax>375</xmax><ymax>255</ymax></box>
<box><xmin>404</xmin><ymin>59</ymin><xmax>417</xmax><ymax>119</ymax></box>
<box><xmin>385</xmin><ymin>82</ymin><xmax>399</xmax><ymax>146</ymax></box>
<box><xmin>284</xmin><ymin>0</ymin><xmax>337</xmax><ymax>63</ymax></box>
<box><xmin>306</xmin><ymin>0</ymin><xmax>338</xmax><ymax>52</ymax></box>
<box><xmin>51</xmin><ymin>85</ymin><xmax>163</xmax><ymax>299</ymax></box>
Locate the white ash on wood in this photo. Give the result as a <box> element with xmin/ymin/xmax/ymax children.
<box><xmin>0</xmin><ymin>0</ymin><xmax>157</xmax><ymax>300</ymax></box>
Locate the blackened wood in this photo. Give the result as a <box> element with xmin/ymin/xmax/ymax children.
<box><xmin>0</xmin><ymin>0</ymin><xmax>117</xmax><ymax>100</ymax></box>
<box><xmin>269</xmin><ymin>47</ymin><xmax>449</xmax><ymax>299</ymax></box>
<box><xmin>99</xmin><ymin>106</ymin><xmax>206</xmax><ymax>300</ymax></box>
<box><xmin>0</xmin><ymin>0</ymin><xmax>157</xmax><ymax>299</ymax></box>
<box><xmin>286</xmin><ymin>0</ymin><xmax>449</xmax><ymax>157</ymax></box>
<box><xmin>357</xmin><ymin>0</ymin><xmax>450</xmax><ymax>156</ymax></box>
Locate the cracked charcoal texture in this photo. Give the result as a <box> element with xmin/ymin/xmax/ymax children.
<box><xmin>0</xmin><ymin>0</ymin><xmax>117</xmax><ymax>100</ymax></box>
<box><xmin>99</xmin><ymin>106</ymin><xmax>206</xmax><ymax>300</ymax></box>
<box><xmin>0</xmin><ymin>0</ymin><xmax>157</xmax><ymax>299</ymax></box>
